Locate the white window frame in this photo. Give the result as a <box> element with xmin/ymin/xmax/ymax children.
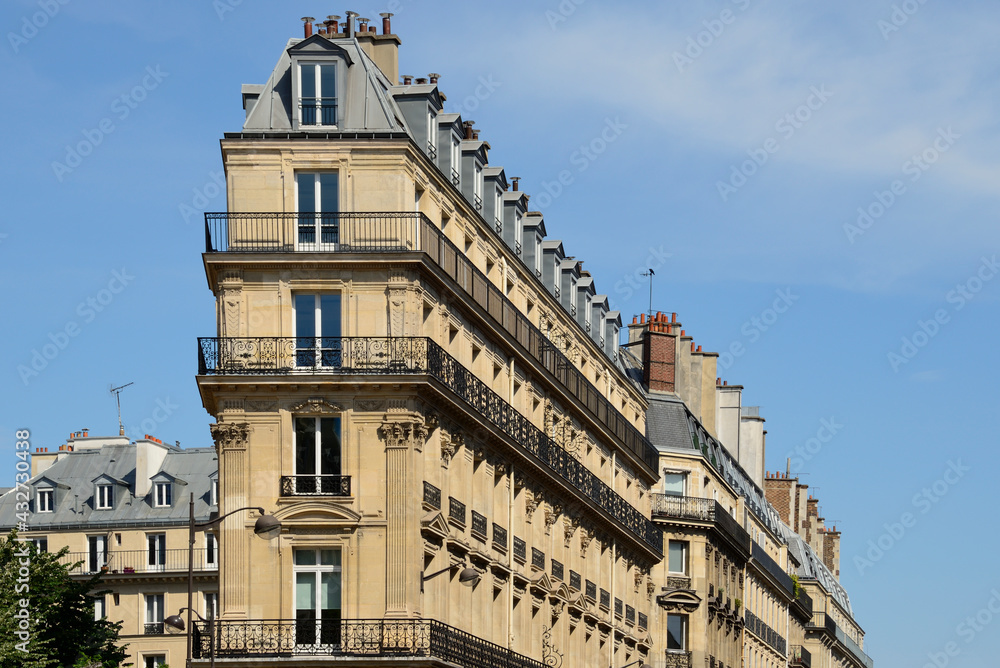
<box><xmin>143</xmin><ymin>655</ymin><xmax>166</xmax><ymax>668</ymax></box>
<box><xmin>31</xmin><ymin>537</ymin><xmax>47</xmax><ymax>553</ymax></box>
<box><xmin>210</xmin><ymin>478</ymin><xmax>218</xmax><ymax>507</ymax></box>
<box><xmin>426</xmin><ymin>109</ymin><xmax>437</xmax><ymax>157</ymax></box>
<box><xmin>205</xmin><ymin>533</ymin><xmax>218</xmax><ymax>569</ymax></box>
<box><xmin>494</xmin><ymin>187</ymin><xmax>503</xmax><ymax>229</ymax></box>
<box><xmin>473</xmin><ymin>164</ymin><xmax>483</xmax><ymax>208</ymax></box>
<box><xmin>662</xmin><ymin>471</ymin><xmax>687</xmax><ymax>497</ymax></box>
<box><xmin>298</xmin><ymin>62</ymin><xmax>338</xmax><ymax>128</ymax></box>
<box><xmin>294</xmin><ymin>172</ymin><xmax>340</xmax><ymax>251</ymax></box>
<box><xmin>293</xmin><ymin>293</ymin><xmax>343</xmax><ymax>369</ymax></box>
<box><xmin>293</xmin><ymin>548</ymin><xmax>342</xmax><ymax>647</ymax></box>
<box><xmin>37</xmin><ymin>488</ymin><xmax>53</xmax><ymax>513</ymax></box>
<box><xmin>668</xmin><ymin>540</ymin><xmax>688</xmax><ymax>575</ymax></box>
<box><xmin>514</xmin><ymin>212</ymin><xmax>523</xmax><ymax>254</ymax></box>
<box><xmin>145</xmin><ymin>593</ymin><xmax>165</xmax><ymax>626</ymax></box>
<box><xmin>204</xmin><ymin>592</ymin><xmax>219</xmax><ymax>620</ymax></box>
<box><xmin>96</xmin><ymin>484</ymin><xmax>113</xmax><ymax>510</ymax></box>
<box><xmin>88</xmin><ymin>535</ymin><xmax>108</xmax><ymax>573</ymax></box>
<box><xmin>147</xmin><ymin>533</ymin><xmax>166</xmax><ymax>572</ymax></box>
<box><xmin>153</xmin><ymin>482</ymin><xmax>172</xmax><ymax>508</ymax></box>
<box><xmin>667</xmin><ymin>613</ymin><xmax>688</xmax><ymax>651</ymax></box>
<box><xmin>94</xmin><ymin>595</ymin><xmax>106</xmax><ymax>621</ymax></box>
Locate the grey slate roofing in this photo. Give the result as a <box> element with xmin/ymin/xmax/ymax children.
<box><xmin>0</xmin><ymin>443</ymin><xmax>217</xmax><ymax>531</ymax></box>
<box><xmin>643</xmin><ymin>390</ymin><xmax>855</xmax><ymax>617</ymax></box>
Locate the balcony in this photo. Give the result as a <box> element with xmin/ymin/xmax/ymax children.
<box><xmin>512</xmin><ymin>536</ymin><xmax>526</xmax><ymax>562</ymax></box>
<box><xmin>750</xmin><ymin>541</ymin><xmax>796</xmax><ymax>598</ymax></box>
<box><xmin>280</xmin><ymin>475</ymin><xmax>351</xmax><ymax>497</ymax></box>
<box><xmin>651</xmin><ymin>495</ymin><xmax>751</xmax><ymax>554</ymax></box>
<box><xmin>59</xmin><ymin>548</ymin><xmax>216</xmax><ymax>575</ymax></box>
<box><xmin>808</xmin><ymin>613</ymin><xmax>873</xmax><ymax>668</ymax></box>
<box><xmin>144</xmin><ymin>622</ymin><xmax>165</xmax><ymax>635</ymax></box>
<box><xmin>199</xmin><ymin>336</ymin><xmax>662</xmax><ymax>555</ymax></box>
<box><xmin>744</xmin><ymin>609</ymin><xmax>786</xmax><ymax>655</ymax></box>
<box><xmin>204</xmin><ymin>211</ymin><xmax>658</xmax><ymax>478</ymax></box>
<box><xmin>193</xmin><ymin>618</ymin><xmax>544</xmax><ymax>667</ymax></box>
<box><xmin>664</xmin><ymin>650</ymin><xmax>692</xmax><ymax>668</ymax></box>
<box><xmin>423</xmin><ymin>481</ymin><xmax>441</xmax><ymax>510</ymax></box>
<box><xmin>790</xmin><ymin>645</ymin><xmax>812</xmax><ymax>668</ymax></box>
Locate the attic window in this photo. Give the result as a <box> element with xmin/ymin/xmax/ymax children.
<box><xmin>211</xmin><ymin>479</ymin><xmax>218</xmax><ymax>507</ymax></box>
<box><xmin>96</xmin><ymin>484</ymin><xmax>113</xmax><ymax>510</ymax></box>
<box><xmin>153</xmin><ymin>481</ymin><xmax>172</xmax><ymax>508</ymax></box>
<box><xmin>299</xmin><ymin>63</ymin><xmax>337</xmax><ymax>127</ymax></box>
<box><xmin>37</xmin><ymin>488</ymin><xmax>53</xmax><ymax>513</ymax></box>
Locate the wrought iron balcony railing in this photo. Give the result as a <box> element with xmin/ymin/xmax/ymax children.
<box><xmin>203</xmin><ymin>211</ymin><xmax>659</xmax><ymax>477</ymax></box>
<box><xmin>423</xmin><ymin>481</ymin><xmax>441</xmax><ymax>510</ymax></box>
<box><xmin>199</xmin><ymin>336</ymin><xmax>663</xmax><ymax>554</ymax></box>
<box><xmin>744</xmin><ymin>609</ymin><xmax>787</xmax><ymax>655</ymax></box>
<box><xmin>790</xmin><ymin>645</ymin><xmax>812</xmax><ymax>668</ymax></box>
<box><xmin>512</xmin><ymin>536</ymin><xmax>526</xmax><ymax>562</ymax></box>
<box><xmin>492</xmin><ymin>523</ymin><xmax>507</xmax><ymax>549</ymax></box>
<box><xmin>471</xmin><ymin>510</ymin><xmax>488</xmax><ymax>538</ymax></box>
<box><xmin>809</xmin><ymin>613</ymin><xmax>873</xmax><ymax>667</ymax></box>
<box><xmin>448</xmin><ymin>497</ymin><xmax>466</xmax><ymax>525</ymax></box>
<box><xmin>280</xmin><ymin>475</ymin><xmax>351</xmax><ymax>497</ymax></box>
<box><xmin>809</xmin><ymin>611</ymin><xmax>838</xmax><ymax>636</ymax></box>
<box><xmin>569</xmin><ymin>570</ymin><xmax>581</xmax><ymax>591</ymax></box>
<box><xmin>299</xmin><ymin>98</ymin><xmax>338</xmax><ymax>126</ymax></box>
<box><xmin>751</xmin><ymin>540</ymin><xmax>796</xmax><ymax>598</ymax></box>
<box><xmin>551</xmin><ymin>559</ymin><xmax>563</xmax><ymax>581</ymax></box>
<box><xmin>531</xmin><ymin>547</ymin><xmax>545</xmax><ymax>571</ymax></box>
<box><xmin>59</xmin><ymin>548</ymin><xmax>215</xmax><ymax>575</ymax></box>
<box><xmin>193</xmin><ymin>618</ymin><xmax>545</xmax><ymax>666</ymax></box>
<box><xmin>144</xmin><ymin>622</ymin><xmax>165</xmax><ymax>635</ymax></box>
<box><xmin>651</xmin><ymin>494</ymin><xmax>751</xmax><ymax>554</ymax></box>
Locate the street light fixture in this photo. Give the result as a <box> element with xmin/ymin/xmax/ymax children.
<box><xmin>179</xmin><ymin>493</ymin><xmax>281</xmax><ymax>668</ymax></box>
<box><xmin>165</xmin><ymin>607</ymin><xmax>215</xmax><ymax>668</ymax></box>
<box><xmin>420</xmin><ymin>562</ymin><xmax>480</xmax><ymax>593</ymax></box>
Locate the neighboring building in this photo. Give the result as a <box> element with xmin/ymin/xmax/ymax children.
<box><xmin>0</xmin><ymin>430</ymin><xmax>219</xmax><ymax>668</ymax></box>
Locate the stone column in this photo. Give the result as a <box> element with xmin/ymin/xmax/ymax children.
<box><xmin>211</xmin><ymin>421</ymin><xmax>251</xmax><ymax>620</ymax></box>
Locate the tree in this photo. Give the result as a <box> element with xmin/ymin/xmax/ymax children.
<box><xmin>0</xmin><ymin>530</ymin><xmax>128</xmax><ymax>668</ymax></box>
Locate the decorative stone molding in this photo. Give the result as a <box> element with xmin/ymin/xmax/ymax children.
<box><xmin>289</xmin><ymin>397</ymin><xmax>346</xmax><ymax>414</ymax></box>
<box><xmin>210</xmin><ymin>422</ymin><xmax>251</xmax><ymax>451</ymax></box>
<box><xmin>525</xmin><ymin>489</ymin><xmax>540</xmax><ymax>523</ymax></box>
<box><xmin>544</xmin><ymin>502</ymin><xmax>561</xmax><ymax>536</ymax></box>
<box><xmin>221</xmin><ymin>399</ymin><xmax>244</xmax><ymax>414</ymax></box>
<box><xmin>378</xmin><ymin>419</ymin><xmax>428</xmax><ymax>450</ymax></box>
<box><xmin>245</xmin><ymin>400</ymin><xmax>277</xmax><ymax>412</ymax></box>
<box><xmin>354</xmin><ymin>399</ymin><xmax>386</xmax><ymax>413</ymax></box>
<box><xmin>439</xmin><ymin>424</ymin><xmax>463</xmax><ymax>466</ymax></box>
<box><xmin>563</xmin><ymin>516</ymin><xmax>578</xmax><ymax>549</ymax></box>
<box><xmin>579</xmin><ymin>528</ymin><xmax>594</xmax><ymax>559</ymax></box>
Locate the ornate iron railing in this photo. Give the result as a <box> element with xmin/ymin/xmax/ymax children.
<box><xmin>203</xmin><ymin>211</ymin><xmax>659</xmax><ymax>477</ymax></box>
<box><xmin>199</xmin><ymin>335</ymin><xmax>662</xmax><ymax>554</ymax></box>
<box><xmin>59</xmin><ymin>548</ymin><xmax>214</xmax><ymax>575</ymax></box>
<box><xmin>835</xmin><ymin>624</ymin><xmax>874</xmax><ymax>668</ymax></box>
<box><xmin>423</xmin><ymin>481</ymin><xmax>441</xmax><ymax>510</ymax></box>
<box><xmin>492</xmin><ymin>523</ymin><xmax>507</xmax><ymax>549</ymax></box>
<box><xmin>614</xmin><ymin>598</ymin><xmax>623</xmax><ymax>618</ymax></box>
<box><xmin>585</xmin><ymin>580</ymin><xmax>597</xmax><ymax>601</ymax></box>
<box><xmin>448</xmin><ymin>497</ymin><xmax>466</xmax><ymax>525</ymax></box>
<box><xmin>512</xmin><ymin>536</ymin><xmax>526</xmax><ymax>562</ymax></box>
<box><xmin>792</xmin><ymin>586</ymin><xmax>814</xmax><ymax>619</ymax></box>
<box><xmin>144</xmin><ymin>622</ymin><xmax>164</xmax><ymax>635</ymax></box>
<box><xmin>651</xmin><ymin>495</ymin><xmax>750</xmax><ymax>554</ymax></box>
<box><xmin>745</xmin><ymin>609</ymin><xmax>787</xmax><ymax>655</ymax></box>
<box><xmin>193</xmin><ymin>618</ymin><xmax>545</xmax><ymax>666</ymax></box>
<box><xmin>551</xmin><ymin>560</ymin><xmax>563</xmax><ymax>581</ymax></box>
<box><xmin>664</xmin><ymin>650</ymin><xmax>692</xmax><ymax>668</ymax></box>
<box><xmin>531</xmin><ymin>548</ymin><xmax>545</xmax><ymax>571</ymax></box>
<box><xmin>638</xmin><ymin>612</ymin><xmax>648</xmax><ymax>630</ymax></box>
<box><xmin>751</xmin><ymin>541</ymin><xmax>796</xmax><ymax>598</ymax></box>
<box><xmin>280</xmin><ymin>475</ymin><xmax>351</xmax><ymax>497</ymax></box>
<box><xmin>569</xmin><ymin>570</ymin><xmax>581</xmax><ymax>591</ymax></box>
<box><xmin>300</xmin><ymin>98</ymin><xmax>337</xmax><ymax>126</ymax></box>
<box><xmin>599</xmin><ymin>589</ymin><xmax>610</xmax><ymax>610</ymax></box>
<box><xmin>809</xmin><ymin>612</ymin><xmax>838</xmax><ymax>637</ymax></box>
<box><xmin>790</xmin><ymin>645</ymin><xmax>812</xmax><ymax>668</ymax></box>
<box><xmin>625</xmin><ymin>604</ymin><xmax>636</xmax><ymax>625</ymax></box>
<box><xmin>471</xmin><ymin>511</ymin><xmax>488</xmax><ymax>538</ymax></box>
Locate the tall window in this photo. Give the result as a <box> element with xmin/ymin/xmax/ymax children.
<box><xmin>153</xmin><ymin>482</ymin><xmax>172</xmax><ymax>507</ymax></box>
<box><xmin>204</xmin><ymin>592</ymin><xmax>218</xmax><ymax>620</ymax></box>
<box><xmin>88</xmin><ymin>535</ymin><xmax>108</xmax><ymax>573</ymax></box>
<box><xmin>473</xmin><ymin>165</ymin><xmax>483</xmax><ymax>209</ymax></box>
<box><xmin>667</xmin><ymin>613</ymin><xmax>687</xmax><ymax>650</ymax></box>
<box><xmin>31</xmin><ymin>538</ymin><xmax>47</xmax><ymax>553</ymax></box>
<box><xmin>294</xmin><ymin>417</ymin><xmax>342</xmax><ymax>494</ymax></box>
<box><xmin>668</xmin><ymin>540</ymin><xmax>688</xmax><ymax>574</ymax></box>
<box><xmin>205</xmin><ymin>533</ymin><xmax>218</xmax><ymax>569</ymax></box>
<box><xmin>37</xmin><ymin>489</ymin><xmax>53</xmax><ymax>513</ymax></box>
<box><xmin>145</xmin><ymin>594</ymin><xmax>165</xmax><ymax>634</ymax></box>
<box><xmin>93</xmin><ymin>595</ymin><xmax>106</xmax><ymax>621</ymax></box>
<box><xmin>426</xmin><ymin>110</ymin><xmax>437</xmax><ymax>158</ymax></box>
<box><xmin>663</xmin><ymin>472</ymin><xmax>686</xmax><ymax>497</ymax></box>
<box><xmin>294</xmin><ymin>548</ymin><xmax>342</xmax><ymax>647</ymax></box>
<box><xmin>210</xmin><ymin>478</ymin><xmax>218</xmax><ymax>507</ymax></box>
<box><xmin>494</xmin><ymin>187</ymin><xmax>503</xmax><ymax>230</ymax></box>
<box><xmin>96</xmin><ymin>484</ymin><xmax>113</xmax><ymax>510</ymax></box>
<box><xmin>147</xmin><ymin>534</ymin><xmax>166</xmax><ymax>572</ymax></box>
<box><xmin>514</xmin><ymin>212</ymin><xmax>523</xmax><ymax>254</ymax></box>
<box><xmin>450</xmin><ymin>137</ymin><xmax>461</xmax><ymax>184</ymax></box>
<box><xmin>144</xmin><ymin>656</ymin><xmax>166</xmax><ymax>668</ymax></box>
<box><xmin>294</xmin><ymin>294</ymin><xmax>342</xmax><ymax>368</ymax></box>
<box><xmin>295</xmin><ymin>172</ymin><xmax>339</xmax><ymax>249</ymax></box>
<box><xmin>299</xmin><ymin>63</ymin><xmax>337</xmax><ymax>126</ymax></box>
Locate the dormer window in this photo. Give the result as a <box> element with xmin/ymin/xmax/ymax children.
<box><xmin>515</xmin><ymin>212</ymin><xmax>523</xmax><ymax>256</ymax></box>
<box><xmin>426</xmin><ymin>111</ymin><xmax>438</xmax><ymax>159</ymax></box>
<box><xmin>494</xmin><ymin>187</ymin><xmax>503</xmax><ymax>232</ymax></box>
<box><xmin>211</xmin><ymin>478</ymin><xmax>218</xmax><ymax>507</ymax></box>
<box><xmin>96</xmin><ymin>484</ymin><xmax>113</xmax><ymax>510</ymax></box>
<box><xmin>154</xmin><ymin>481</ymin><xmax>172</xmax><ymax>508</ymax></box>
<box><xmin>299</xmin><ymin>63</ymin><xmax>337</xmax><ymax>126</ymax></box>
<box><xmin>37</xmin><ymin>488</ymin><xmax>53</xmax><ymax>513</ymax></box>
<box><xmin>450</xmin><ymin>137</ymin><xmax>461</xmax><ymax>185</ymax></box>
<box><xmin>473</xmin><ymin>165</ymin><xmax>483</xmax><ymax>210</ymax></box>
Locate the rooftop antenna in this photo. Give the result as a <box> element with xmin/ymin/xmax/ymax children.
<box><xmin>640</xmin><ymin>268</ymin><xmax>655</xmax><ymax>319</ymax></box>
<box><xmin>109</xmin><ymin>382</ymin><xmax>134</xmax><ymax>436</ymax></box>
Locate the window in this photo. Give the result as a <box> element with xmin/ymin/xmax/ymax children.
<box><xmin>94</xmin><ymin>595</ymin><xmax>106</xmax><ymax>621</ymax></box>
<box><xmin>31</xmin><ymin>538</ymin><xmax>47</xmax><ymax>553</ymax></box>
<box><xmin>211</xmin><ymin>478</ymin><xmax>218</xmax><ymax>507</ymax></box>
<box><xmin>147</xmin><ymin>534</ymin><xmax>166</xmax><ymax>571</ymax></box>
<box><xmin>204</xmin><ymin>592</ymin><xmax>218</xmax><ymax>620</ymax></box>
<box><xmin>450</xmin><ymin>137</ymin><xmax>461</xmax><ymax>185</ymax></box>
<box><xmin>294</xmin><ymin>548</ymin><xmax>342</xmax><ymax>646</ymax></box>
<box><xmin>514</xmin><ymin>212</ymin><xmax>523</xmax><ymax>254</ymax></box>
<box><xmin>426</xmin><ymin>110</ymin><xmax>437</xmax><ymax>158</ymax></box>
<box><xmin>294</xmin><ymin>417</ymin><xmax>342</xmax><ymax>493</ymax></box>
<box><xmin>96</xmin><ymin>484</ymin><xmax>113</xmax><ymax>510</ymax></box>
<box><xmin>663</xmin><ymin>471</ymin><xmax>686</xmax><ymax>497</ymax></box>
<box><xmin>153</xmin><ymin>482</ymin><xmax>171</xmax><ymax>507</ymax></box>
<box><xmin>295</xmin><ymin>172</ymin><xmax>339</xmax><ymax>249</ymax></box>
<box><xmin>299</xmin><ymin>63</ymin><xmax>337</xmax><ymax>126</ymax></box>
<box><xmin>473</xmin><ymin>164</ymin><xmax>483</xmax><ymax>209</ymax></box>
<box><xmin>294</xmin><ymin>294</ymin><xmax>342</xmax><ymax>367</ymax></box>
<box><xmin>37</xmin><ymin>489</ymin><xmax>53</xmax><ymax>513</ymax></box>
<box><xmin>144</xmin><ymin>656</ymin><xmax>166</xmax><ymax>668</ymax></box>
<box><xmin>205</xmin><ymin>533</ymin><xmax>218</xmax><ymax>569</ymax></box>
<box><xmin>494</xmin><ymin>187</ymin><xmax>503</xmax><ymax>230</ymax></box>
<box><xmin>145</xmin><ymin>593</ymin><xmax>164</xmax><ymax>634</ymax></box>
<box><xmin>668</xmin><ymin>540</ymin><xmax>688</xmax><ymax>574</ymax></box>
<box><xmin>667</xmin><ymin>613</ymin><xmax>688</xmax><ymax>650</ymax></box>
<box><xmin>88</xmin><ymin>535</ymin><xmax>108</xmax><ymax>573</ymax></box>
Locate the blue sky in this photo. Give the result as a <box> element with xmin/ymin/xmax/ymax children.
<box><xmin>1</xmin><ymin>1</ymin><xmax>997</xmax><ymax>665</ymax></box>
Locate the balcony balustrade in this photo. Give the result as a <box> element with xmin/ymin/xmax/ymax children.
<box><xmin>751</xmin><ymin>540</ymin><xmax>796</xmax><ymax>598</ymax></box>
<box><xmin>423</xmin><ymin>481</ymin><xmax>441</xmax><ymax>510</ymax></box>
<box><xmin>280</xmin><ymin>474</ymin><xmax>350</xmax><ymax>497</ymax></box>
<box><xmin>59</xmin><ymin>548</ymin><xmax>215</xmax><ymax>575</ymax></box>
<box><xmin>744</xmin><ymin>609</ymin><xmax>787</xmax><ymax>655</ymax></box>
<box><xmin>199</xmin><ymin>335</ymin><xmax>662</xmax><ymax>554</ymax></box>
<box><xmin>790</xmin><ymin>645</ymin><xmax>812</xmax><ymax>668</ymax></box>
<box><xmin>651</xmin><ymin>494</ymin><xmax>750</xmax><ymax>554</ymax></box>
<box><xmin>204</xmin><ymin>211</ymin><xmax>658</xmax><ymax>476</ymax></box>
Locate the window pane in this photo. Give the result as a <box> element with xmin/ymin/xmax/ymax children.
<box><xmin>669</xmin><ymin>541</ymin><xmax>686</xmax><ymax>573</ymax></box>
<box><xmin>296</xmin><ymin>174</ymin><xmax>316</xmax><ymax>213</ymax></box>
<box><xmin>295</xmin><ymin>294</ymin><xmax>316</xmax><ymax>338</ymax></box>
<box><xmin>319</xmin><ymin>65</ymin><xmax>336</xmax><ymax>98</ymax></box>
<box><xmin>294</xmin><ymin>549</ymin><xmax>316</xmax><ymax>566</ymax></box>
<box><xmin>296</xmin><ymin>572</ymin><xmax>316</xmax><ymax>611</ymax></box>
<box><xmin>667</xmin><ymin>614</ymin><xmax>686</xmax><ymax>649</ymax></box>
<box><xmin>320</xmin><ymin>295</ymin><xmax>341</xmax><ymax>338</ymax></box>
<box><xmin>320</xmin><ymin>549</ymin><xmax>340</xmax><ymax>566</ymax></box>
<box><xmin>295</xmin><ymin>418</ymin><xmax>317</xmax><ymax>475</ymax></box>
<box><xmin>319</xmin><ymin>417</ymin><xmax>341</xmax><ymax>475</ymax></box>
<box><xmin>663</xmin><ymin>473</ymin><xmax>685</xmax><ymax>496</ymax></box>
<box><xmin>320</xmin><ymin>572</ymin><xmax>341</xmax><ymax>611</ymax></box>
<box><xmin>318</xmin><ymin>173</ymin><xmax>338</xmax><ymax>213</ymax></box>
<box><xmin>300</xmin><ymin>64</ymin><xmax>316</xmax><ymax>98</ymax></box>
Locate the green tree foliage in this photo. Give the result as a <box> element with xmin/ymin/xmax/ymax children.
<box><xmin>0</xmin><ymin>530</ymin><xmax>128</xmax><ymax>668</ymax></box>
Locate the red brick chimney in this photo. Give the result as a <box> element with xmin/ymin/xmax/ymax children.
<box><xmin>640</xmin><ymin>311</ymin><xmax>677</xmax><ymax>392</ymax></box>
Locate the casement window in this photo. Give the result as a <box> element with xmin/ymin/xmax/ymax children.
<box><xmin>88</xmin><ymin>535</ymin><xmax>108</xmax><ymax>573</ymax></box>
<box><xmin>450</xmin><ymin>137</ymin><xmax>461</xmax><ymax>185</ymax></box>
<box><xmin>663</xmin><ymin>471</ymin><xmax>687</xmax><ymax>497</ymax></box>
<box><xmin>147</xmin><ymin>534</ymin><xmax>166</xmax><ymax>571</ymax></box>
<box><xmin>294</xmin><ymin>548</ymin><xmax>342</xmax><ymax>646</ymax></box>
<box><xmin>96</xmin><ymin>484</ymin><xmax>113</xmax><ymax>510</ymax></box>
<box><xmin>667</xmin><ymin>613</ymin><xmax>688</xmax><ymax>650</ymax></box>
<box><xmin>494</xmin><ymin>187</ymin><xmax>503</xmax><ymax>230</ymax></box>
<box><xmin>37</xmin><ymin>488</ymin><xmax>53</xmax><ymax>513</ymax></box>
<box><xmin>473</xmin><ymin>164</ymin><xmax>483</xmax><ymax>210</ymax></box>
<box><xmin>145</xmin><ymin>594</ymin><xmax>165</xmax><ymax>634</ymax></box>
<box><xmin>294</xmin><ymin>294</ymin><xmax>342</xmax><ymax>367</ymax></box>
<box><xmin>204</xmin><ymin>592</ymin><xmax>218</xmax><ymax>620</ymax></box>
<box><xmin>31</xmin><ymin>537</ymin><xmax>47</xmax><ymax>553</ymax></box>
<box><xmin>514</xmin><ymin>212</ymin><xmax>523</xmax><ymax>255</ymax></box>
<box><xmin>294</xmin><ymin>417</ymin><xmax>342</xmax><ymax>494</ymax></box>
<box><xmin>153</xmin><ymin>481</ymin><xmax>172</xmax><ymax>507</ymax></box>
<box><xmin>143</xmin><ymin>656</ymin><xmax>166</xmax><ymax>668</ymax></box>
<box><xmin>205</xmin><ymin>533</ymin><xmax>218</xmax><ymax>569</ymax></box>
<box><xmin>299</xmin><ymin>63</ymin><xmax>337</xmax><ymax>126</ymax></box>
<box><xmin>94</xmin><ymin>595</ymin><xmax>106</xmax><ymax>621</ymax></box>
<box><xmin>668</xmin><ymin>540</ymin><xmax>688</xmax><ymax>574</ymax></box>
<box><xmin>295</xmin><ymin>172</ymin><xmax>339</xmax><ymax>249</ymax></box>
<box><xmin>426</xmin><ymin>110</ymin><xmax>437</xmax><ymax>158</ymax></box>
<box><xmin>210</xmin><ymin>478</ymin><xmax>218</xmax><ymax>507</ymax></box>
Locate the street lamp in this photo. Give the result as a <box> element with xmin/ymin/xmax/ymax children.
<box><xmin>165</xmin><ymin>607</ymin><xmax>214</xmax><ymax>668</ymax></box>
<box><xmin>420</xmin><ymin>562</ymin><xmax>480</xmax><ymax>593</ymax></box>
<box><xmin>177</xmin><ymin>493</ymin><xmax>281</xmax><ymax>668</ymax></box>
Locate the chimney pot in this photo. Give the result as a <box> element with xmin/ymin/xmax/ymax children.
<box><xmin>717</xmin><ymin>377</ymin><xmax>721</xmax><ymax>385</ymax></box>
<box><xmin>640</xmin><ymin>313</ymin><xmax>646</xmax><ymax>324</ymax></box>
<box><xmin>511</xmin><ymin>177</ymin><xmax>521</xmax><ymax>191</ymax></box>
<box><xmin>697</xmin><ymin>345</ymin><xmax>702</xmax><ymax>352</ymax></box>
<box><xmin>402</xmin><ymin>74</ymin><xmax>413</xmax><ymax>85</ymax></box>
<box><xmin>680</xmin><ymin>330</ymin><xmax>685</xmax><ymax>337</ymax></box>
<box><xmin>415</xmin><ymin>77</ymin><xmax>428</xmax><ymax>84</ymax></box>
<box><xmin>671</xmin><ymin>312</ymin><xmax>677</xmax><ymax>323</ymax></box>
<box><xmin>429</xmin><ymin>73</ymin><xmax>441</xmax><ymax>84</ymax></box>
<box><xmin>632</xmin><ymin>316</ymin><xmax>638</xmax><ymax>324</ymax></box>
<box><xmin>301</xmin><ymin>17</ymin><xmax>315</xmax><ymax>38</ymax></box>
<box><xmin>358</xmin><ymin>17</ymin><xmax>370</xmax><ymax>31</ymax></box>
<box><xmin>380</xmin><ymin>12</ymin><xmax>393</xmax><ymax>34</ymax></box>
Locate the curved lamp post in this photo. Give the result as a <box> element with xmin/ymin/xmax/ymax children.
<box><xmin>175</xmin><ymin>493</ymin><xmax>281</xmax><ymax>668</ymax></box>
<box><xmin>165</xmin><ymin>607</ymin><xmax>213</xmax><ymax>668</ymax></box>
<box><xmin>420</xmin><ymin>562</ymin><xmax>480</xmax><ymax>593</ymax></box>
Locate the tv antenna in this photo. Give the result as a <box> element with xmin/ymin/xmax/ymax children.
<box><xmin>109</xmin><ymin>382</ymin><xmax>134</xmax><ymax>436</ymax></box>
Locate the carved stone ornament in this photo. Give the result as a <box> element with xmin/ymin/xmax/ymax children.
<box><xmin>634</xmin><ymin>569</ymin><xmax>644</xmax><ymax>594</ymax></box>
<box><xmin>378</xmin><ymin>419</ymin><xmax>428</xmax><ymax>450</ymax></box>
<box><xmin>544</xmin><ymin>503</ymin><xmax>562</xmax><ymax>536</ymax></box>
<box><xmin>210</xmin><ymin>422</ymin><xmax>251</xmax><ymax>451</ymax></box>
<box><xmin>439</xmin><ymin>425</ymin><xmax>463</xmax><ymax>466</ymax></box>
<box><xmin>245</xmin><ymin>400</ymin><xmax>277</xmax><ymax>412</ymax></box>
<box><xmin>579</xmin><ymin>528</ymin><xmax>594</xmax><ymax>559</ymax></box>
<box><xmin>647</xmin><ymin>579</ymin><xmax>656</xmax><ymax>600</ymax></box>
<box><xmin>563</xmin><ymin>516</ymin><xmax>578</xmax><ymax>549</ymax></box>
<box><xmin>290</xmin><ymin>397</ymin><xmax>345</xmax><ymax>414</ymax></box>
<box><xmin>525</xmin><ymin>489</ymin><xmax>540</xmax><ymax>523</ymax></box>
<box><xmin>354</xmin><ymin>399</ymin><xmax>386</xmax><ymax>413</ymax></box>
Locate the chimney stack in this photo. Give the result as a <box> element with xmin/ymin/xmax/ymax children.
<box><xmin>429</xmin><ymin>73</ymin><xmax>440</xmax><ymax>85</ymax></box>
<box><xmin>345</xmin><ymin>10</ymin><xmax>358</xmax><ymax>37</ymax></box>
<box><xmin>301</xmin><ymin>17</ymin><xmax>315</xmax><ymax>38</ymax></box>
<box><xmin>380</xmin><ymin>12</ymin><xmax>393</xmax><ymax>35</ymax></box>
<box><xmin>511</xmin><ymin>177</ymin><xmax>521</xmax><ymax>191</ymax></box>
<box><xmin>402</xmin><ymin>74</ymin><xmax>413</xmax><ymax>85</ymax></box>
<box><xmin>326</xmin><ymin>15</ymin><xmax>340</xmax><ymax>34</ymax></box>
<box><xmin>358</xmin><ymin>17</ymin><xmax>370</xmax><ymax>32</ymax></box>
